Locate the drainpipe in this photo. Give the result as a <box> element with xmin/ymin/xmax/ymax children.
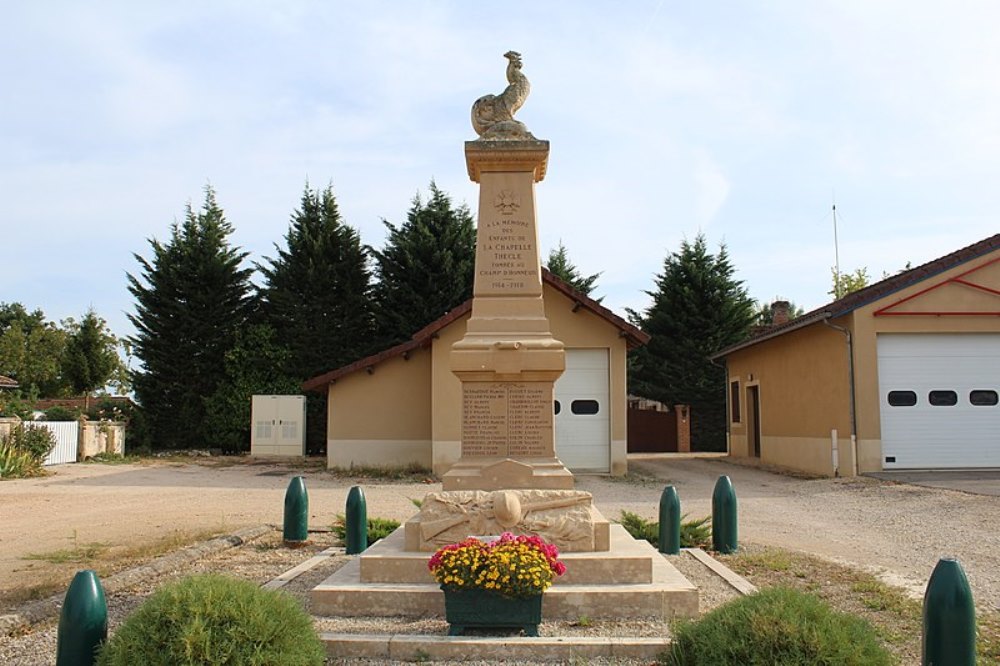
<box><xmin>823</xmin><ymin>318</ymin><xmax>858</xmax><ymax>476</ymax></box>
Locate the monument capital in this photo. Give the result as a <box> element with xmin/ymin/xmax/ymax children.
<box><xmin>464</xmin><ymin>139</ymin><xmax>549</xmax><ymax>183</ymax></box>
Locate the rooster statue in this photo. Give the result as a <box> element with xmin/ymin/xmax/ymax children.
<box><xmin>471</xmin><ymin>51</ymin><xmax>535</xmax><ymax>140</ymax></box>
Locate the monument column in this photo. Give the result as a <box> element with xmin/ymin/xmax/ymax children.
<box><xmin>442</xmin><ymin>52</ymin><xmax>573</xmax><ymax>491</ymax></box>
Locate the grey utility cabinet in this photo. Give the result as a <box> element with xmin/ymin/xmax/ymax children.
<box><xmin>251</xmin><ymin>395</ymin><xmax>306</xmax><ymax>456</ymax></box>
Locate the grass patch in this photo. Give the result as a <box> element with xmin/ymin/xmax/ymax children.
<box><xmin>332</xmin><ymin>515</ymin><xmax>401</xmax><ymax>545</ymax></box>
<box><xmin>4</xmin><ymin>527</ymin><xmax>228</xmax><ymax>610</ymax></box>
<box><xmin>326</xmin><ymin>463</ymin><xmax>435</xmax><ymax>482</ymax></box>
<box><xmin>25</xmin><ymin>542</ymin><xmax>107</xmax><ymax>564</ymax></box>
<box><xmin>84</xmin><ymin>452</ymin><xmax>140</xmax><ymax>465</ymax></box>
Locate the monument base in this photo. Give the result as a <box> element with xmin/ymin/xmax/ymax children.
<box><xmin>404</xmin><ymin>488</ymin><xmax>609</xmax><ymax>552</ymax></box>
<box><xmin>441</xmin><ymin>456</ymin><xmax>573</xmax><ymax>491</ymax></box>
<box><xmin>311</xmin><ymin>524</ymin><xmax>699</xmax><ymax>620</ymax></box>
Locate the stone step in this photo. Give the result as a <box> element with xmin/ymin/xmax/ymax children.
<box><xmin>362</xmin><ymin>525</ymin><xmax>654</xmax><ymax>585</ymax></box>
<box><xmin>312</xmin><ymin>526</ymin><xmax>698</xmax><ymax>621</ymax></box>
<box><xmin>320</xmin><ymin>633</ymin><xmax>672</xmax><ymax>662</ymax></box>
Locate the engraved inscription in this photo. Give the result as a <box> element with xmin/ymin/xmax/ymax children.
<box><xmin>507</xmin><ymin>383</ymin><xmax>551</xmax><ymax>456</ymax></box>
<box><xmin>477</xmin><ymin>214</ymin><xmax>537</xmax><ymax>293</ymax></box>
<box><xmin>461</xmin><ymin>382</ymin><xmax>553</xmax><ymax>458</ymax></box>
<box><xmin>462</xmin><ymin>384</ymin><xmax>508</xmax><ymax>457</ymax></box>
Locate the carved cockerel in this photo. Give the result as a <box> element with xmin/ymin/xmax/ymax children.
<box><xmin>471</xmin><ymin>51</ymin><xmax>533</xmax><ymax>139</ymax></box>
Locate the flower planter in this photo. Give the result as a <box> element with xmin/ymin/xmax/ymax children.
<box><xmin>442</xmin><ymin>588</ymin><xmax>542</xmax><ymax>636</ymax></box>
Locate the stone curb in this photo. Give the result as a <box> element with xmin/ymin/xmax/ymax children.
<box><xmin>321</xmin><ymin>633</ymin><xmax>671</xmax><ymax>662</ymax></box>
<box><xmin>0</xmin><ymin>524</ymin><xmax>272</xmax><ymax>636</ymax></box>
<box><xmin>682</xmin><ymin>547</ymin><xmax>757</xmax><ymax>595</ymax></box>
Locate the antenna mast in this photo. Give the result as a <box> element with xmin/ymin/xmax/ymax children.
<box><xmin>832</xmin><ymin>199</ymin><xmax>841</xmax><ymax>298</ymax></box>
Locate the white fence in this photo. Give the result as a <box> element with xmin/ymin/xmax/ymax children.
<box><xmin>36</xmin><ymin>421</ymin><xmax>79</xmax><ymax>465</ymax></box>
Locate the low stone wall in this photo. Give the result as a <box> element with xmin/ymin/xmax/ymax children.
<box><xmin>78</xmin><ymin>421</ymin><xmax>126</xmax><ymax>459</ymax></box>
<box><xmin>0</xmin><ymin>417</ymin><xmax>20</xmax><ymax>441</ymax></box>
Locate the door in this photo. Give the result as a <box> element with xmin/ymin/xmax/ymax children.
<box><xmin>746</xmin><ymin>385</ymin><xmax>761</xmax><ymax>457</ymax></box>
<box><xmin>878</xmin><ymin>333</ymin><xmax>1000</xmax><ymax>468</ymax></box>
<box><xmin>554</xmin><ymin>349</ymin><xmax>611</xmax><ymax>473</ymax></box>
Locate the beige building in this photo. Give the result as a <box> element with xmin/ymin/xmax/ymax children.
<box><xmin>303</xmin><ymin>270</ymin><xmax>648</xmax><ymax>476</ymax></box>
<box><xmin>713</xmin><ymin>234</ymin><xmax>1000</xmax><ymax>477</ymax></box>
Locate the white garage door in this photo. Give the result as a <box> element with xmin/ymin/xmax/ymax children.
<box><xmin>554</xmin><ymin>349</ymin><xmax>610</xmax><ymax>473</ymax></box>
<box><xmin>878</xmin><ymin>333</ymin><xmax>1000</xmax><ymax>469</ymax></box>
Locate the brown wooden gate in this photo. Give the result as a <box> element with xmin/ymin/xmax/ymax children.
<box><xmin>627</xmin><ymin>408</ymin><xmax>678</xmax><ymax>453</ymax></box>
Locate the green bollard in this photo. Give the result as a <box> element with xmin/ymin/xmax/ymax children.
<box><xmin>56</xmin><ymin>570</ymin><xmax>107</xmax><ymax>666</ymax></box>
<box><xmin>283</xmin><ymin>476</ymin><xmax>309</xmax><ymax>545</ymax></box>
<box><xmin>712</xmin><ymin>475</ymin><xmax>738</xmax><ymax>554</ymax></box>
<box><xmin>346</xmin><ymin>485</ymin><xmax>368</xmax><ymax>555</ymax></box>
<box><xmin>923</xmin><ymin>557</ymin><xmax>976</xmax><ymax>666</ymax></box>
<box><xmin>658</xmin><ymin>485</ymin><xmax>681</xmax><ymax>555</ymax></box>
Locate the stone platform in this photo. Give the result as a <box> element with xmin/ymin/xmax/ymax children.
<box><xmin>311</xmin><ymin>525</ymin><xmax>698</xmax><ymax>620</ymax></box>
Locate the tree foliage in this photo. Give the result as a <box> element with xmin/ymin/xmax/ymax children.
<box><xmin>753</xmin><ymin>300</ymin><xmax>805</xmax><ymax>326</ymax></box>
<box><xmin>370</xmin><ymin>181</ymin><xmax>476</xmax><ymax>348</ymax></box>
<box><xmin>259</xmin><ymin>184</ymin><xmax>374</xmax><ymax>451</ymax></box>
<box><xmin>62</xmin><ymin>308</ymin><xmax>128</xmax><ymax>396</ymax></box>
<box><xmin>0</xmin><ymin>303</ymin><xmax>67</xmax><ymax>396</ymax></box>
<box><xmin>830</xmin><ymin>266</ymin><xmax>870</xmax><ymax>299</ymax></box>
<box><xmin>546</xmin><ymin>240</ymin><xmax>602</xmax><ymax>300</ymax></box>
<box><xmin>127</xmin><ymin>187</ymin><xmax>253</xmax><ymax>450</ymax></box>
<box><xmin>629</xmin><ymin>235</ymin><xmax>755</xmax><ymax>451</ymax></box>
<box><xmin>204</xmin><ymin>324</ymin><xmax>299</xmax><ymax>453</ymax></box>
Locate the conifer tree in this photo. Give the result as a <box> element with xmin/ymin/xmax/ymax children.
<box><xmin>127</xmin><ymin>187</ymin><xmax>253</xmax><ymax>449</ymax></box>
<box><xmin>370</xmin><ymin>181</ymin><xmax>476</xmax><ymax>347</ymax></box>
<box><xmin>259</xmin><ymin>183</ymin><xmax>373</xmax><ymax>450</ymax></box>
<box><xmin>629</xmin><ymin>234</ymin><xmax>755</xmax><ymax>451</ymax></box>
<box><xmin>546</xmin><ymin>240</ymin><xmax>602</xmax><ymax>300</ymax></box>
<box><xmin>62</xmin><ymin>308</ymin><xmax>127</xmax><ymax>398</ymax></box>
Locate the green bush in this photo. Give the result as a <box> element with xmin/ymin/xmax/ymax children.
<box><xmin>332</xmin><ymin>515</ymin><xmax>400</xmax><ymax>545</ymax></box>
<box><xmin>619</xmin><ymin>510</ymin><xmax>712</xmax><ymax>549</ymax></box>
<box><xmin>97</xmin><ymin>574</ymin><xmax>324</xmax><ymax>666</ymax></box>
<box><xmin>662</xmin><ymin>586</ymin><xmax>893</xmax><ymax>666</ymax></box>
<box><xmin>0</xmin><ymin>423</ymin><xmax>56</xmax><ymax>478</ymax></box>
<box><xmin>42</xmin><ymin>405</ymin><xmax>80</xmax><ymax>421</ymax></box>
<box><xmin>0</xmin><ymin>440</ymin><xmax>38</xmax><ymax>478</ymax></box>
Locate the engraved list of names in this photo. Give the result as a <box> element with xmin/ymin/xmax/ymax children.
<box><xmin>462</xmin><ymin>382</ymin><xmax>553</xmax><ymax>458</ymax></box>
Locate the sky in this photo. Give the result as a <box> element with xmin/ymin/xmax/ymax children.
<box><xmin>3</xmin><ymin>1</ymin><xmax>999</xmax><ymax>343</ymax></box>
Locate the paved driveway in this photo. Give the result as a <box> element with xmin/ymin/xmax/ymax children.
<box><xmin>4</xmin><ymin>456</ymin><xmax>1000</xmax><ymax>611</ymax></box>
<box><xmin>868</xmin><ymin>470</ymin><xmax>1000</xmax><ymax>496</ymax></box>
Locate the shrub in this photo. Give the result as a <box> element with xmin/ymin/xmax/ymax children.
<box><xmin>662</xmin><ymin>586</ymin><xmax>893</xmax><ymax>666</ymax></box>
<box><xmin>97</xmin><ymin>574</ymin><xmax>324</xmax><ymax>666</ymax></box>
<box><xmin>0</xmin><ymin>441</ymin><xmax>38</xmax><ymax>478</ymax></box>
<box><xmin>42</xmin><ymin>405</ymin><xmax>80</xmax><ymax>421</ymax></box>
<box><xmin>0</xmin><ymin>423</ymin><xmax>55</xmax><ymax>478</ymax></box>
<box><xmin>332</xmin><ymin>515</ymin><xmax>400</xmax><ymax>545</ymax></box>
<box><xmin>619</xmin><ymin>510</ymin><xmax>712</xmax><ymax>549</ymax></box>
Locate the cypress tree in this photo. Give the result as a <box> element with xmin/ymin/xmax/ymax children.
<box><xmin>370</xmin><ymin>181</ymin><xmax>476</xmax><ymax>348</ymax></box>
<box><xmin>127</xmin><ymin>187</ymin><xmax>253</xmax><ymax>450</ymax></box>
<box><xmin>629</xmin><ymin>234</ymin><xmax>755</xmax><ymax>451</ymax></box>
<box><xmin>546</xmin><ymin>240</ymin><xmax>603</xmax><ymax>300</ymax></box>
<box><xmin>258</xmin><ymin>183</ymin><xmax>373</xmax><ymax>451</ymax></box>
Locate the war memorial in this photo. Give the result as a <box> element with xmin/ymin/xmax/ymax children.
<box><xmin>310</xmin><ymin>53</ymin><xmax>697</xmax><ymax>658</ymax></box>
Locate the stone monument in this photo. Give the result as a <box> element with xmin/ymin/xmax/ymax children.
<box><xmin>442</xmin><ymin>50</ymin><xmax>573</xmax><ymax>493</ymax></box>
<box><xmin>400</xmin><ymin>50</ymin><xmax>609</xmax><ymax>553</ymax></box>
<box><xmin>312</xmin><ymin>54</ymin><xmax>698</xmax><ymax>627</ymax></box>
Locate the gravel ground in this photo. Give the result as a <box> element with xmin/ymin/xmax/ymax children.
<box><xmin>0</xmin><ymin>528</ymin><xmax>743</xmax><ymax>665</ymax></box>
<box><xmin>4</xmin><ymin>454</ymin><xmax>1000</xmax><ymax>663</ymax></box>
